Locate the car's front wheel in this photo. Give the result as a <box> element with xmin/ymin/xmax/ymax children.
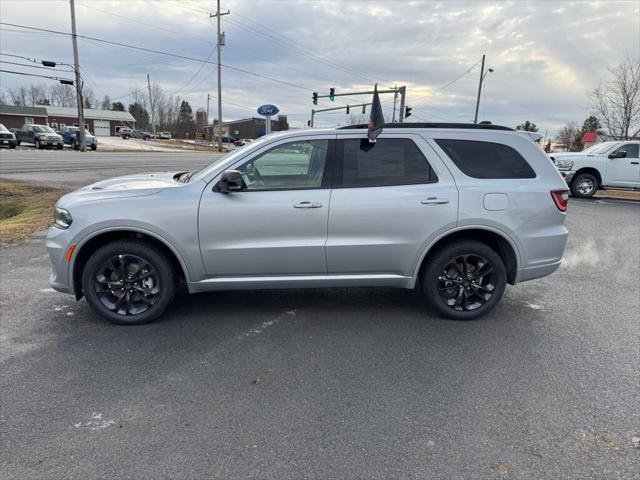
<box><xmin>82</xmin><ymin>240</ymin><xmax>177</xmax><ymax>325</ymax></box>
<box><xmin>570</xmin><ymin>173</ymin><xmax>598</xmax><ymax>198</ymax></box>
<box><xmin>34</xmin><ymin>139</ymin><xmax>41</xmax><ymax>149</ymax></box>
<box><xmin>421</xmin><ymin>240</ymin><xmax>507</xmax><ymax>320</ymax></box>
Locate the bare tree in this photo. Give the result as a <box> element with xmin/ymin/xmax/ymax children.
<box><xmin>49</xmin><ymin>83</ymin><xmax>76</xmax><ymax>107</ymax></box>
<box><xmin>557</xmin><ymin>121</ymin><xmax>579</xmax><ymax>151</ymax></box>
<box><xmin>100</xmin><ymin>95</ymin><xmax>111</xmax><ymax>110</ymax></box>
<box><xmin>591</xmin><ymin>55</ymin><xmax>640</xmax><ymax>140</ymax></box>
<box><xmin>8</xmin><ymin>86</ymin><xmax>28</xmax><ymax>106</ymax></box>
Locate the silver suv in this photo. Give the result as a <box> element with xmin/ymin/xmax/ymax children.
<box><xmin>47</xmin><ymin>123</ymin><xmax>569</xmax><ymax>325</ymax></box>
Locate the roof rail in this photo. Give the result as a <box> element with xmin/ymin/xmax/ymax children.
<box><xmin>338</xmin><ymin>122</ymin><xmax>514</xmax><ymax>131</ymax></box>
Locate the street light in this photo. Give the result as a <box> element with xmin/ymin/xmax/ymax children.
<box><xmin>474</xmin><ymin>54</ymin><xmax>495</xmax><ymax>124</ymax></box>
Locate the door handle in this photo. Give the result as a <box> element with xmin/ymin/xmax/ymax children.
<box><xmin>631</xmin><ymin>161</ymin><xmax>639</xmax><ymax>165</ymax></box>
<box><xmin>421</xmin><ymin>197</ymin><xmax>449</xmax><ymax>205</ymax></box>
<box><xmin>293</xmin><ymin>201</ymin><xmax>323</xmax><ymax>208</ymax></box>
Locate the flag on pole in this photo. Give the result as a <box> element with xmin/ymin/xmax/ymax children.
<box><xmin>367</xmin><ymin>83</ymin><xmax>385</xmax><ymax>142</ymax></box>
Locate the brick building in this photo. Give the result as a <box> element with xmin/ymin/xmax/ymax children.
<box><xmin>0</xmin><ymin>104</ymin><xmax>135</xmax><ymax>136</ymax></box>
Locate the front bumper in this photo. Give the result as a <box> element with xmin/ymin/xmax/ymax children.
<box><xmin>46</xmin><ymin>226</ymin><xmax>74</xmax><ymax>294</ymax></box>
<box><xmin>560</xmin><ymin>170</ymin><xmax>575</xmax><ymax>184</ymax></box>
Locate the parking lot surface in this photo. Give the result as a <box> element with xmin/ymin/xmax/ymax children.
<box><xmin>0</xmin><ymin>150</ymin><xmax>222</xmax><ymax>188</ymax></box>
<box><xmin>1</xmin><ymin>196</ymin><xmax>639</xmax><ymax>479</ymax></box>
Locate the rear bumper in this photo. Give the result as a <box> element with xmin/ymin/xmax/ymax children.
<box><xmin>516</xmin><ymin>259</ymin><xmax>562</xmax><ymax>283</ymax></box>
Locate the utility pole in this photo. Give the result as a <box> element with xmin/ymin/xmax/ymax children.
<box><xmin>206</xmin><ymin>93</ymin><xmax>210</xmax><ymax>141</ymax></box>
<box><xmin>397</xmin><ymin>86</ymin><xmax>406</xmax><ymax>122</ymax></box>
<box><xmin>391</xmin><ymin>86</ymin><xmax>397</xmax><ymax>123</ymax></box>
<box><xmin>474</xmin><ymin>54</ymin><xmax>486</xmax><ymax>124</ymax></box>
<box><xmin>69</xmin><ymin>0</ymin><xmax>85</xmax><ymax>151</ymax></box>
<box><xmin>147</xmin><ymin>73</ymin><xmax>156</xmax><ymax>138</ymax></box>
<box><xmin>210</xmin><ymin>1</ymin><xmax>229</xmax><ymax>152</ymax></box>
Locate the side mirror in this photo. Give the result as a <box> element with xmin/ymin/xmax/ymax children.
<box><xmin>214</xmin><ymin>170</ymin><xmax>246</xmax><ymax>193</ymax></box>
<box><xmin>608</xmin><ymin>150</ymin><xmax>626</xmax><ymax>159</ymax></box>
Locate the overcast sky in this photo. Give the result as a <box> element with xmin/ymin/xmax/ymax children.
<box><xmin>1</xmin><ymin>0</ymin><xmax>638</xmax><ymax>133</ymax></box>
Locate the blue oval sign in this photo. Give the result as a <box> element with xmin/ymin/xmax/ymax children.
<box><xmin>257</xmin><ymin>104</ymin><xmax>279</xmax><ymax>116</ymax></box>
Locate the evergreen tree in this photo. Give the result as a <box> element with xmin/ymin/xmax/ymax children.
<box><xmin>111</xmin><ymin>101</ymin><xmax>125</xmax><ymax>111</ymax></box>
<box><xmin>516</xmin><ymin>120</ymin><xmax>539</xmax><ymax>132</ymax></box>
<box><xmin>128</xmin><ymin>102</ymin><xmax>150</xmax><ymax>129</ymax></box>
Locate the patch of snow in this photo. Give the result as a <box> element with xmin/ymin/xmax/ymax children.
<box><xmin>74</xmin><ymin>412</ymin><xmax>115</xmax><ymax>431</ymax></box>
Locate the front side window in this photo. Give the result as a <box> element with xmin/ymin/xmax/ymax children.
<box><xmin>237</xmin><ymin>139</ymin><xmax>329</xmax><ymax>190</ymax></box>
<box><xmin>613</xmin><ymin>143</ymin><xmax>639</xmax><ymax>158</ymax></box>
<box><xmin>435</xmin><ymin>139</ymin><xmax>535</xmax><ymax>179</ymax></box>
<box><xmin>335</xmin><ymin>138</ymin><xmax>436</xmax><ymax>188</ymax></box>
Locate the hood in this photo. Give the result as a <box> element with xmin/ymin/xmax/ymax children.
<box><xmin>548</xmin><ymin>152</ymin><xmax>590</xmax><ymax>161</ymax></box>
<box><xmin>57</xmin><ymin>171</ymin><xmax>185</xmax><ymax>207</ymax></box>
<box><xmin>85</xmin><ymin>171</ymin><xmax>181</xmax><ymax>191</ymax></box>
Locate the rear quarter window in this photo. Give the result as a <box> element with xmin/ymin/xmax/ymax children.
<box><xmin>435</xmin><ymin>139</ymin><xmax>536</xmax><ymax>179</ymax></box>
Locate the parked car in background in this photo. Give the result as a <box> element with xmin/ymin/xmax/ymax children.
<box><xmin>15</xmin><ymin>124</ymin><xmax>63</xmax><ymax>150</ymax></box>
<box><xmin>0</xmin><ymin>123</ymin><xmax>17</xmax><ymax>148</ymax></box>
<box><xmin>48</xmin><ymin>123</ymin><xmax>569</xmax><ymax>325</ymax></box>
<box><xmin>59</xmin><ymin>126</ymin><xmax>98</xmax><ymax>151</ymax></box>
<box><xmin>550</xmin><ymin>141</ymin><xmax>640</xmax><ymax>198</ymax></box>
<box><xmin>120</xmin><ymin>128</ymin><xmax>151</xmax><ymax>140</ymax></box>
<box><xmin>234</xmin><ymin>138</ymin><xmax>254</xmax><ymax>147</ymax></box>
<box><xmin>157</xmin><ymin>131</ymin><xmax>172</xmax><ymax>140</ymax></box>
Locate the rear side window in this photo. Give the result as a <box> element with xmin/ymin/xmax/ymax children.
<box><xmin>335</xmin><ymin>138</ymin><xmax>437</xmax><ymax>188</ymax></box>
<box><xmin>435</xmin><ymin>139</ymin><xmax>535</xmax><ymax>179</ymax></box>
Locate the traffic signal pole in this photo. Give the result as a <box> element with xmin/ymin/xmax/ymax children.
<box><xmin>310</xmin><ymin>103</ymin><xmax>372</xmax><ymax>127</ymax></box>
<box><xmin>311</xmin><ymin>86</ymin><xmax>407</xmax><ymax>125</ymax></box>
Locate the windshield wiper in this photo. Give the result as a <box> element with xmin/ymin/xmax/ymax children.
<box><xmin>178</xmin><ymin>171</ymin><xmax>194</xmax><ymax>183</ymax></box>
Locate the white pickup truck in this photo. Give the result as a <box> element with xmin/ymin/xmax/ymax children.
<box><xmin>550</xmin><ymin>141</ymin><xmax>640</xmax><ymax>198</ymax></box>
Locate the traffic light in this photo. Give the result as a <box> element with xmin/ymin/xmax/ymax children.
<box><xmin>404</xmin><ymin>106</ymin><xmax>412</xmax><ymax>118</ymax></box>
<box><xmin>307</xmin><ymin>120</ymin><xmax>311</xmax><ymax>127</ymax></box>
<box><xmin>329</xmin><ymin>87</ymin><xmax>335</xmax><ymax>101</ymax></box>
<box><xmin>312</xmin><ymin>92</ymin><xmax>318</xmax><ymax>105</ymax></box>
<box><xmin>346</xmin><ymin>105</ymin><xmax>350</xmax><ymax>114</ymax></box>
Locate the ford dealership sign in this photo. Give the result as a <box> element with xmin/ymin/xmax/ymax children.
<box><xmin>257</xmin><ymin>104</ymin><xmax>279</xmax><ymax>116</ymax></box>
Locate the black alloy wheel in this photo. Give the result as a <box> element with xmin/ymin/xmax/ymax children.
<box><xmin>94</xmin><ymin>254</ymin><xmax>160</xmax><ymax>316</ymax></box>
<box><xmin>82</xmin><ymin>240</ymin><xmax>176</xmax><ymax>325</ymax></box>
<box><xmin>422</xmin><ymin>240</ymin><xmax>506</xmax><ymax>320</ymax></box>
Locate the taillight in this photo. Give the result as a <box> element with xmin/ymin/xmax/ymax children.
<box><xmin>551</xmin><ymin>190</ymin><xmax>569</xmax><ymax>212</ymax></box>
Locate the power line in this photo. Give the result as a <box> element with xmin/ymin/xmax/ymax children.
<box><xmin>0</xmin><ymin>69</ymin><xmax>74</xmax><ymax>82</ymax></box>
<box><xmin>0</xmin><ymin>22</ymin><xmax>315</xmax><ymax>93</ymax></box>
<box><xmin>0</xmin><ymin>60</ymin><xmax>71</xmax><ymax>72</ymax></box>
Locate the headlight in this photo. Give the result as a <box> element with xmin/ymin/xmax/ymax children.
<box><xmin>556</xmin><ymin>159</ymin><xmax>574</xmax><ymax>170</ymax></box>
<box><xmin>53</xmin><ymin>207</ymin><xmax>72</xmax><ymax>229</ymax></box>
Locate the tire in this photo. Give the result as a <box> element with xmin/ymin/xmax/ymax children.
<box><xmin>91</xmin><ymin>145</ymin><xmax>97</xmax><ymax>151</ymax></box>
<box><xmin>16</xmin><ymin>140</ymin><xmax>21</xmax><ymax>146</ymax></box>
<box><xmin>34</xmin><ymin>139</ymin><xmax>41</xmax><ymax>149</ymax></box>
<box><xmin>570</xmin><ymin>173</ymin><xmax>598</xmax><ymax>198</ymax></box>
<box><xmin>9</xmin><ymin>143</ymin><xmax>16</xmax><ymax>149</ymax></box>
<box><xmin>81</xmin><ymin>240</ymin><xmax>177</xmax><ymax>325</ymax></box>
<box><xmin>73</xmin><ymin>141</ymin><xmax>80</xmax><ymax>151</ymax></box>
<box><xmin>57</xmin><ymin>144</ymin><xmax>63</xmax><ymax>150</ymax></box>
<box><xmin>421</xmin><ymin>240</ymin><xmax>507</xmax><ymax>320</ymax></box>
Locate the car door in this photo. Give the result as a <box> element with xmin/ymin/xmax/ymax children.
<box><xmin>198</xmin><ymin>136</ymin><xmax>334</xmax><ymax>277</ymax></box>
<box><xmin>326</xmin><ymin>134</ymin><xmax>458</xmax><ymax>277</ymax></box>
<box><xmin>604</xmin><ymin>143</ymin><xmax>640</xmax><ymax>187</ymax></box>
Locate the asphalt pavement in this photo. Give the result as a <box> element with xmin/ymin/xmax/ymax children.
<box><xmin>0</xmin><ymin>149</ymin><xmax>223</xmax><ymax>188</ymax></box>
<box><xmin>1</xmin><ymin>196</ymin><xmax>639</xmax><ymax>479</ymax></box>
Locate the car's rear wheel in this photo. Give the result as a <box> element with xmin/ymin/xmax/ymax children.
<box><xmin>82</xmin><ymin>240</ymin><xmax>177</xmax><ymax>325</ymax></box>
<box><xmin>570</xmin><ymin>173</ymin><xmax>598</xmax><ymax>198</ymax></box>
<box><xmin>91</xmin><ymin>144</ymin><xmax>97</xmax><ymax>151</ymax></box>
<box><xmin>421</xmin><ymin>240</ymin><xmax>507</xmax><ymax>320</ymax></box>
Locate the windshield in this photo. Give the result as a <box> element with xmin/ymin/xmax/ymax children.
<box><xmin>0</xmin><ymin>123</ymin><xmax>8</xmax><ymax>132</ymax></box>
<box><xmin>33</xmin><ymin>125</ymin><xmax>54</xmax><ymax>133</ymax></box>
<box><xmin>583</xmin><ymin>142</ymin><xmax>620</xmax><ymax>154</ymax></box>
<box><xmin>188</xmin><ymin>136</ymin><xmax>272</xmax><ymax>182</ymax></box>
